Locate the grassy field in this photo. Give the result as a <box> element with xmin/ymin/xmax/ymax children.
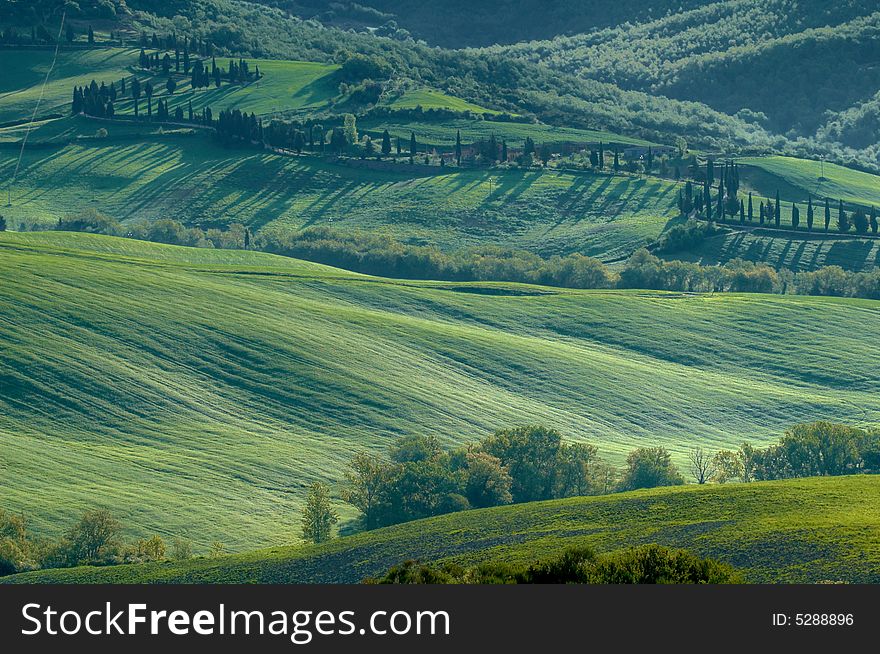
<box><xmin>738</xmin><ymin>156</ymin><xmax>880</xmax><ymax>209</ymax></box>
<box><xmin>360</xmin><ymin>116</ymin><xmax>656</xmax><ymax>148</ymax></box>
<box><xmin>0</xmin><ymin>47</ymin><xmax>341</xmax><ymax>124</ymax></box>
<box><xmin>1</xmin><ymin>231</ymin><xmax>879</xmax><ymax>550</ymax></box>
<box><xmin>6</xmin><ymin>476</ymin><xmax>879</xmax><ymax>584</ymax></box>
<box><xmin>382</xmin><ymin>88</ymin><xmax>500</xmax><ymax>114</ymax></box>
<box><xmin>0</xmin><ymin>135</ymin><xmax>678</xmax><ymax>259</ymax></box>
<box><xmin>666</xmin><ymin>228</ymin><xmax>880</xmax><ymax>272</ymax></box>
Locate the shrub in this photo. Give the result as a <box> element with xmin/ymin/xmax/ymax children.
<box><xmin>369</xmin><ymin>545</ymin><xmax>741</xmax><ymax>584</ymax></box>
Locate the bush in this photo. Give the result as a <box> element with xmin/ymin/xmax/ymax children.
<box><xmin>369</xmin><ymin>545</ymin><xmax>742</xmax><ymax>584</ymax></box>
<box><xmin>618</xmin><ymin>447</ymin><xmax>684</xmax><ymax>491</ymax></box>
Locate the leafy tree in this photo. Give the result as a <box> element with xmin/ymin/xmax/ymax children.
<box><xmin>688</xmin><ymin>447</ymin><xmax>717</xmax><ymax>484</ymax></box>
<box><xmin>619</xmin><ymin>447</ymin><xmax>684</xmax><ymax>491</ymax></box>
<box><xmin>852</xmin><ymin>208</ymin><xmax>869</xmax><ymax>234</ymax></box>
<box><xmin>480</xmin><ymin>426</ymin><xmax>562</xmax><ymax>503</ymax></box>
<box><xmin>389</xmin><ymin>435</ymin><xmax>441</xmax><ymax>464</ymax></box>
<box><xmin>556</xmin><ymin>442</ymin><xmax>599</xmax><ymax>497</ymax></box>
<box><xmin>341</xmin><ymin>453</ymin><xmax>395</xmax><ymax>529</ymax></box>
<box><xmin>343</xmin><ymin>114</ymin><xmax>358</xmax><ymax>146</ymax></box>
<box><xmin>62</xmin><ymin>509</ymin><xmax>121</xmax><ymax>565</ymax></box>
<box><xmin>301</xmin><ymin>482</ymin><xmax>339</xmax><ymax>544</ymax></box>
<box><xmin>166</xmin><ymin>77</ymin><xmax>176</xmax><ymax>95</ymax></box>
<box><xmin>463</xmin><ymin>451</ymin><xmax>512</xmax><ymax>508</ymax></box>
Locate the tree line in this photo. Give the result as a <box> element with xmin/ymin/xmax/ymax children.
<box><xmin>698</xmin><ymin>422</ymin><xmax>880</xmax><ymax>484</ymax></box>
<box><xmin>42</xmin><ymin>213</ymin><xmax>880</xmax><ymax>300</ymax></box>
<box><xmin>137</xmin><ymin>48</ymin><xmax>261</xmax><ymax>89</ymax></box>
<box><xmin>0</xmin><ymin>508</ymin><xmax>221</xmax><ymax>577</ymax></box>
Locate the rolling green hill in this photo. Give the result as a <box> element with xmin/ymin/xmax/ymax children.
<box><xmin>2</xmin><ymin>231</ymin><xmax>880</xmax><ymax>550</ymax></box>
<box><xmin>0</xmin><ymin>135</ymin><xmax>678</xmax><ymax>259</ymax></box>
<box><xmin>6</xmin><ymin>475</ymin><xmax>879</xmax><ymax>583</ymax></box>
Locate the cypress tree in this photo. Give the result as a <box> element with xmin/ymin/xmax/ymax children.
<box><xmin>381</xmin><ymin>129</ymin><xmax>391</xmax><ymax>158</ymax></box>
<box><xmin>613</xmin><ymin>148</ymin><xmax>620</xmax><ymax>172</ymax></box>
<box><xmin>870</xmin><ymin>206</ymin><xmax>878</xmax><ymax>235</ymax></box>
<box><xmin>704</xmin><ymin>180</ymin><xmax>712</xmax><ymax>221</ymax></box>
<box><xmin>774</xmin><ymin>191</ymin><xmax>781</xmax><ymax>227</ymax></box>
<box><xmin>806</xmin><ymin>197</ymin><xmax>814</xmax><ymax>231</ymax></box>
<box><xmin>455</xmin><ymin>130</ymin><xmax>462</xmax><ymax>165</ymax></box>
<box><xmin>409</xmin><ymin>131</ymin><xmax>417</xmax><ymax>160</ymax></box>
<box><xmin>759</xmin><ymin>202</ymin><xmax>765</xmax><ymax>225</ymax></box>
<box><xmin>88</xmin><ymin>26</ymin><xmax>94</xmax><ymax>45</ymax></box>
<box><xmin>598</xmin><ymin>142</ymin><xmax>604</xmax><ymax>170</ymax></box>
<box><xmin>791</xmin><ymin>203</ymin><xmax>799</xmax><ymax>230</ymax></box>
<box><xmin>739</xmin><ymin>198</ymin><xmax>745</xmax><ymax>224</ymax></box>
<box><xmin>747</xmin><ymin>192</ymin><xmax>753</xmax><ymax>222</ymax></box>
<box><xmin>824</xmin><ymin>197</ymin><xmax>831</xmax><ymax>231</ymax></box>
<box><xmin>838</xmin><ymin>200</ymin><xmax>849</xmax><ymax>233</ymax></box>
<box><xmin>501</xmin><ymin>140</ymin><xmax>508</xmax><ymax>162</ymax></box>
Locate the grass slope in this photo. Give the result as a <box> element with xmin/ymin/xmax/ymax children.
<box><xmin>360</xmin><ymin>116</ymin><xmax>655</xmax><ymax>148</ymax></box>
<box><xmin>738</xmin><ymin>156</ymin><xmax>880</xmax><ymax>209</ymax></box>
<box><xmin>0</xmin><ymin>136</ymin><xmax>678</xmax><ymax>259</ymax></box>
<box><xmin>2</xmin><ymin>232</ymin><xmax>880</xmax><ymax>550</ymax></box>
<box><xmin>6</xmin><ymin>476</ymin><xmax>879</xmax><ymax>584</ymax></box>
<box><xmin>383</xmin><ymin>88</ymin><xmax>500</xmax><ymax>114</ymax></box>
<box><xmin>666</xmin><ymin>229</ymin><xmax>880</xmax><ymax>272</ymax></box>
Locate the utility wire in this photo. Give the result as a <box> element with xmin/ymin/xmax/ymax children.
<box><xmin>7</xmin><ymin>12</ymin><xmax>66</xmax><ymax>207</ymax></box>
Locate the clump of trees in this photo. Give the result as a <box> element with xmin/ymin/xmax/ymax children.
<box><xmin>369</xmin><ymin>544</ymin><xmax>741</xmax><ymax>584</ymax></box>
<box><xmin>709</xmin><ymin>422</ymin><xmax>880</xmax><ymax>483</ymax></box>
<box><xmin>341</xmin><ymin>426</ymin><xmax>681</xmax><ymax>530</ymax></box>
<box><xmin>0</xmin><ymin>508</ymin><xmax>194</xmax><ymax>577</ymax></box>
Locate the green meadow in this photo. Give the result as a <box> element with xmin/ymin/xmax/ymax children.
<box><xmin>0</xmin><ymin>135</ymin><xmax>679</xmax><ymax>259</ymax></box>
<box><xmin>6</xmin><ymin>476</ymin><xmax>879</xmax><ymax>584</ymax></box>
<box><xmin>360</xmin><ymin>115</ymin><xmax>655</xmax><ymax>148</ymax></box>
<box><xmin>2</xmin><ymin>232</ymin><xmax>879</xmax><ymax>550</ymax></box>
<box><xmin>383</xmin><ymin>88</ymin><xmax>500</xmax><ymax>114</ymax></box>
